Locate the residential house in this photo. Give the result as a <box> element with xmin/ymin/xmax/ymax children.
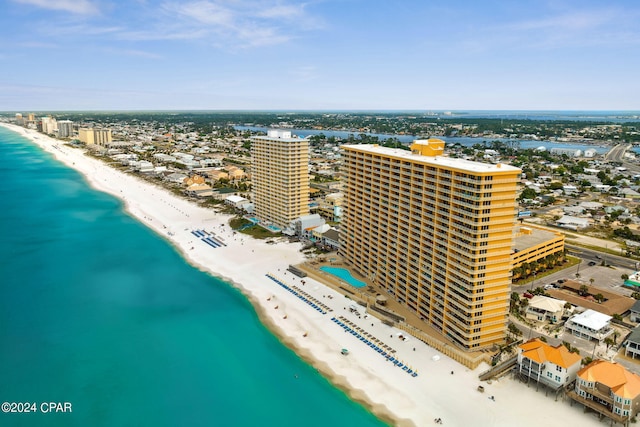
<box><xmin>207</xmin><ymin>170</ymin><xmax>229</xmax><ymax>182</ymax></box>
<box><xmin>165</xmin><ymin>172</ymin><xmax>188</xmax><ymax>184</ymax></box>
<box><xmin>517</xmin><ymin>338</ymin><xmax>582</xmax><ymax>390</ymax></box>
<box><xmin>630</xmin><ymin>300</ymin><xmax>640</xmax><ymax>323</ymax></box>
<box><xmin>185</xmin><ymin>183</ymin><xmax>214</xmax><ymax>198</ymax></box>
<box><xmin>321</xmin><ymin>228</ymin><xmax>340</xmax><ymax>250</ymax></box>
<box><xmin>569</xmin><ymin>360</ymin><xmax>640</xmax><ymax>424</ymax></box>
<box><xmin>565</xmin><ymin>309</ymin><xmax>614</xmax><ymax>343</ymax></box>
<box><xmin>525</xmin><ymin>295</ymin><xmax>567</xmax><ymax>323</ymax></box>
<box><xmin>624</xmin><ymin>326</ymin><xmax>640</xmax><ymax>360</ymax></box>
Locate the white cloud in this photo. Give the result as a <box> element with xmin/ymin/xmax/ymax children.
<box><xmin>506</xmin><ymin>10</ymin><xmax>615</xmax><ymax>32</ymax></box>
<box><xmin>13</xmin><ymin>0</ymin><xmax>99</xmax><ymax>15</ymax></box>
<box><xmin>109</xmin><ymin>48</ymin><xmax>163</xmax><ymax>59</ymax></box>
<box><xmin>143</xmin><ymin>0</ymin><xmax>321</xmax><ymax>48</ymax></box>
<box><xmin>170</xmin><ymin>1</ymin><xmax>235</xmax><ymax>26</ymax></box>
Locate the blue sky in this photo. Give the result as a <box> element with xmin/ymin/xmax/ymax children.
<box><xmin>1</xmin><ymin>0</ymin><xmax>639</xmax><ymax>111</ymax></box>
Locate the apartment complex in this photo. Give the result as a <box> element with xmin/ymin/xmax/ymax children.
<box><xmin>251</xmin><ymin>129</ymin><xmax>310</xmax><ymax>229</ymax></box>
<box><xmin>341</xmin><ymin>139</ymin><xmax>520</xmax><ymax>350</ymax></box>
<box><xmin>78</xmin><ymin>128</ymin><xmax>112</xmax><ymax>145</ymax></box>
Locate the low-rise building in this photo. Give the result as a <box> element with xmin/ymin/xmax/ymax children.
<box><xmin>517</xmin><ymin>338</ymin><xmax>582</xmax><ymax>390</ymax></box>
<box><xmin>569</xmin><ymin>360</ymin><xmax>640</xmax><ymax>424</ymax></box>
<box><xmin>565</xmin><ymin>309</ymin><xmax>614</xmax><ymax>343</ymax></box>
<box><xmin>630</xmin><ymin>300</ymin><xmax>640</xmax><ymax>323</ymax></box>
<box><xmin>556</xmin><ymin>215</ymin><xmax>591</xmax><ymax>230</ymax></box>
<box><xmin>624</xmin><ymin>326</ymin><xmax>640</xmax><ymax>359</ymax></box>
<box><xmin>185</xmin><ymin>183</ymin><xmax>214</xmax><ymax>198</ymax></box>
<box><xmin>525</xmin><ymin>295</ymin><xmax>567</xmax><ymax>323</ymax></box>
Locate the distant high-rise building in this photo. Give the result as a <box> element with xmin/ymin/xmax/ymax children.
<box><xmin>27</xmin><ymin>113</ymin><xmax>36</xmax><ymax>122</ymax></box>
<box><xmin>78</xmin><ymin>128</ymin><xmax>112</xmax><ymax>145</ymax></box>
<box><xmin>251</xmin><ymin>129</ymin><xmax>310</xmax><ymax>229</ymax></box>
<box><xmin>15</xmin><ymin>113</ymin><xmax>23</xmax><ymax>126</ymax></box>
<box><xmin>41</xmin><ymin>116</ymin><xmax>57</xmax><ymax>134</ymax></box>
<box><xmin>341</xmin><ymin>139</ymin><xmax>521</xmax><ymax>350</ymax></box>
<box><xmin>57</xmin><ymin>120</ymin><xmax>74</xmax><ymax>138</ymax></box>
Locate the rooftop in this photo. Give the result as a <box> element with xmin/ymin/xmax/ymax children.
<box><xmin>519</xmin><ymin>338</ymin><xmax>581</xmax><ymax>368</ymax></box>
<box><xmin>341</xmin><ymin>143</ymin><xmax>521</xmax><ymax>174</ymax></box>
<box><xmin>568</xmin><ymin>309</ymin><xmax>612</xmax><ymax>330</ymax></box>
<box><xmin>513</xmin><ymin>226</ymin><xmax>562</xmax><ymax>252</ymax></box>
<box><xmin>578</xmin><ymin>360</ymin><xmax>640</xmax><ymax>399</ymax></box>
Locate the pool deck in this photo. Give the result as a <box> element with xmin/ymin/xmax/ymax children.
<box><xmin>296</xmin><ymin>255</ymin><xmax>491</xmax><ymax>369</ymax></box>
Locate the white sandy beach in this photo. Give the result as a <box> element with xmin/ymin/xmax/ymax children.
<box><xmin>2</xmin><ymin>123</ymin><xmax>608</xmax><ymax>427</ymax></box>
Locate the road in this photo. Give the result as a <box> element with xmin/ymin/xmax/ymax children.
<box><xmin>566</xmin><ymin>244</ymin><xmax>638</xmax><ymax>270</ymax></box>
<box><xmin>604</xmin><ymin>143</ymin><xmax>631</xmax><ymax>163</ymax></box>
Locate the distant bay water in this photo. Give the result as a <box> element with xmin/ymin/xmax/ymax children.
<box><xmin>235</xmin><ymin>126</ymin><xmax>611</xmax><ymax>154</ymax></box>
<box><xmin>0</xmin><ymin>126</ymin><xmax>386</xmax><ymax>427</ymax></box>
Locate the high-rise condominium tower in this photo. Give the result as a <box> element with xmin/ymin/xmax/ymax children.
<box><xmin>251</xmin><ymin>129</ymin><xmax>309</xmax><ymax>229</ymax></box>
<box><xmin>342</xmin><ymin>139</ymin><xmax>520</xmax><ymax>350</ymax></box>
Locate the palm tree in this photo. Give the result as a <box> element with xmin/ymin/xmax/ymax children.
<box><xmin>510</xmin><ymin>292</ymin><xmax>520</xmax><ymax>313</ymax></box>
<box><xmin>613</xmin><ymin>330</ymin><xmax>621</xmax><ymax>345</ymax></box>
<box><xmin>590</xmin><ymin>278</ymin><xmax>595</xmax><ymax>287</ymax></box>
<box><xmin>604</xmin><ymin>337</ymin><xmax>614</xmax><ymax>350</ymax></box>
<box><xmin>579</xmin><ymin>285</ymin><xmax>589</xmax><ymax>297</ymax></box>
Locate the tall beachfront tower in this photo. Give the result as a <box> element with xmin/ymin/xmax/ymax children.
<box><xmin>341</xmin><ymin>139</ymin><xmax>521</xmax><ymax>350</ymax></box>
<box><xmin>251</xmin><ymin>129</ymin><xmax>310</xmax><ymax>229</ymax></box>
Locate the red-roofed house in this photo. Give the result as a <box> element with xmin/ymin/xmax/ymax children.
<box><xmin>570</xmin><ymin>360</ymin><xmax>640</xmax><ymax>425</ymax></box>
<box><xmin>517</xmin><ymin>338</ymin><xmax>582</xmax><ymax>391</ymax></box>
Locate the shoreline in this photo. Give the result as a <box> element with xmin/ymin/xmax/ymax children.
<box><xmin>1</xmin><ymin>123</ymin><xmax>608</xmax><ymax>426</ymax></box>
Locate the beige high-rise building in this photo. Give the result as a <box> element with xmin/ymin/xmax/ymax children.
<box><xmin>251</xmin><ymin>129</ymin><xmax>309</xmax><ymax>229</ymax></box>
<box><xmin>41</xmin><ymin>116</ymin><xmax>57</xmax><ymax>134</ymax></box>
<box><xmin>78</xmin><ymin>128</ymin><xmax>112</xmax><ymax>145</ymax></box>
<box><xmin>342</xmin><ymin>139</ymin><xmax>521</xmax><ymax>350</ymax></box>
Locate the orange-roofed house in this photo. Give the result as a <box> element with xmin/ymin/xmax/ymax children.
<box><xmin>517</xmin><ymin>338</ymin><xmax>582</xmax><ymax>391</ymax></box>
<box><xmin>569</xmin><ymin>360</ymin><xmax>640</xmax><ymax>425</ymax></box>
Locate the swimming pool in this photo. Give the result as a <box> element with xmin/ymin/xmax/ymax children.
<box><xmin>320</xmin><ymin>266</ymin><xmax>367</xmax><ymax>288</ymax></box>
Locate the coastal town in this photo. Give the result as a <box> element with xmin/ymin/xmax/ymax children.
<box><xmin>5</xmin><ymin>111</ymin><xmax>640</xmax><ymax>426</ymax></box>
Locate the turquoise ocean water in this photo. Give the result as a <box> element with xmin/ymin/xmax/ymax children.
<box><xmin>0</xmin><ymin>126</ymin><xmax>386</xmax><ymax>427</ymax></box>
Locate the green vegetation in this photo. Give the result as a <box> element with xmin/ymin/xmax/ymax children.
<box><xmin>229</xmin><ymin>216</ymin><xmax>281</xmax><ymax>239</ymax></box>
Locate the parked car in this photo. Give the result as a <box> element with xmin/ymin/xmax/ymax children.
<box><xmin>588</xmin><ymin>261</ymin><xmax>597</xmax><ymax>266</ymax></box>
<box><xmin>523</xmin><ymin>292</ymin><xmax>534</xmax><ymax>299</ymax></box>
<box><xmin>557</xmin><ymin>279</ymin><xmax>566</xmax><ymax>284</ymax></box>
<box><xmin>595</xmin><ymin>255</ymin><xmax>602</xmax><ymax>259</ymax></box>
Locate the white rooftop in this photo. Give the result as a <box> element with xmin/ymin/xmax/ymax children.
<box><xmin>342</xmin><ymin>144</ymin><xmax>520</xmax><ymax>174</ymax></box>
<box><xmin>529</xmin><ymin>295</ymin><xmax>566</xmax><ymax>313</ymax></box>
<box><xmin>569</xmin><ymin>309</ymin><xmax>612</xmax><ymax>330</ymax></box>
<box><xmin>226</xmin><ymin>195</ymin><xmax>247</xmax><ymax>203</ymax></box>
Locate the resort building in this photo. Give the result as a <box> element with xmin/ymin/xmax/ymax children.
<box><xmin>78</xmin><ymin>128</ymin><xmax>113</xmax><ymax>146</ymax></box>
<box><xmin>517</xmin><ymin>338</ymin><xmax>582</xmax><ymax>391</ymax></box>
<box><xmin>57</xmin><ymin>120</ymin><xmax>74</xmax><ymax>138</ymax></box>
<box><xmin>569</xmin><ymin>360</ymin><xmax>640</xmax><ymax>425</ymax></box>
<box><xmin>341</xmin><ymin>138</ymin><xmax>520</xmax><ymax>350</ymax></box>
<box><xmin>41</xmin><ymin>116</ymin><xmax>57</xmax><ymax>135</ymax></box>
<box><xmin>251</xmin><ymin>129</ymin><xmax>310</xmax><ymax>229</ymax></box>
<box><xmin>565</xmin><ymin>309</ymin><xmax>614</xmax><ymax>343</ymax></box>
